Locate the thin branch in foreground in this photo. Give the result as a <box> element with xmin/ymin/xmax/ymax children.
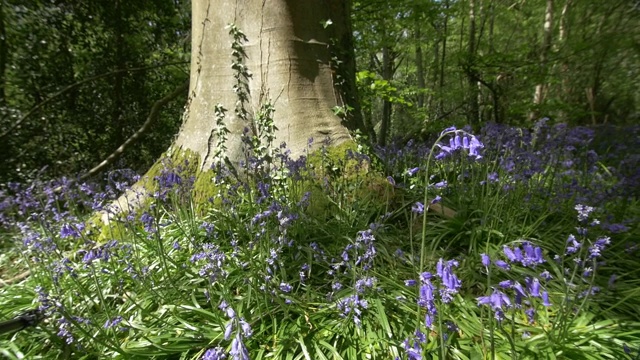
<box><xmin>77</xmin><ymin>80</ymin><xmax>189</xmax><ymax>183</ymax></box>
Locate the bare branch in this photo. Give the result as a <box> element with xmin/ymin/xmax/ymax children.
<box><xmin>78</xmin><ymin>80</ymin><xmax>189</xmax><ymax>182</ymax></box>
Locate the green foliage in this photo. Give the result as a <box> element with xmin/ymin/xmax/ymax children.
<box><xmin>0</xmin><ymin>0</ymin><xmax>190</xmax><ymax>183</ymax></box>
<box><xmin>1</xmin><ymin>122</ymin><xmax>639</xmax><ymax>359</ymax></box>
<box><xmin>352</xmin><ymin>0</ymin><xmax>640</xmax><ymax>143</ymax></box>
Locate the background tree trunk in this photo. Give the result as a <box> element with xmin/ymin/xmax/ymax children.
<box><xmin>530</xmin><ymin>0</ymin><xmax>554</xmax><ymax>120</ymax></box>
<box><xmin>466</xmin><ymin>0</ymin><xmax>480</xmax><ymax>126</ymax></box>
<box><xmin>0</xmin><ymin>0</ymin><xmax>6</xmax><ymax>106</ymax></box>
<box><xmin>377</xmin><ymin>45</ymin><xmax>393</xmax><ymax>147</ymax></box>
<box><xmin>176</xmin><ymin>0</ymin><xmax>358</xmax><ymax>170</ymax></box>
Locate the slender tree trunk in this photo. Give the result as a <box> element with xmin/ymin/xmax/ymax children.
<box><xmin>112</xmin><ymin>0</ymin><xmax>126</xmax><ymax>148</ymax></box>
<box><xmin>437</xmin><ymin>0</ymin><xmax>449</xmax><ymax>119</ymax></box>
<box><xmin>530</xmin><ymin>0</ymin><xmax>554</xmax><ymax>120</ymax></box>
<box><xmin>415</xmin><ymin>28</ymin><xmax>425</xmax><ymax>109</ymax></box>
<box><xmin>0</xmin><ymin>0</ymin><xmax>7</xmax><ymax>107</ymax></box>
<box><xmin>557</xmin><ymin>0</ymin><xmax>572</xmax><ymax>121</ymax></box>
<box><xmin>467</xmin><ymin>0</ymin><xmax>480</xmax><ymax>126</ymax></box>
<box><xmin>378</xmin><ymin>45</ymin><xmax>393</xmax><ymax>147</ymax></box>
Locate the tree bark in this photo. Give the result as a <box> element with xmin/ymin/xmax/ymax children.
<box><xmin>177</xmin><ymin>0</ymin><xmax>357</xmax><ymax>170</ymax></box>
<box><xmin>530</xmin><ymin>0</ymin><xmax>554</xmax><ymax>120</ymax></box>
<box><xmin>557</xmin><ymin>0</ymin><xmax>572</xmax><ymax>121</ymax></box>
<box><xmin>437</xmin><ymin>0</ymin><xmax>449</xmax><ymax>119</ymax></box>
<box><xmin>100</xmin><ymin>0</ymin><xmax>361</xmax><ymax>222</ymax></box>
<box><xmin>377</xmin><ymin>45</ymin><xmax>393</xmax><ymax>147</ymax></box>
<box><xmin>0</xmin><ymin>0</ymin><xmax>7</xmax><ymax>106</ymax></box>
<box><xmin>112</xmin><ymin>0</ymin><xmax>126</xmax><ymax>150</ymax></box>
<box><xmin>467</xmin><ymin>0</ymin><xmax>480</xmax><ymax>126</ymax></box>
<box><xmin>415</xmin><ymin>28</ymin><xmax>425</xmax><ymax>109</ymax></box>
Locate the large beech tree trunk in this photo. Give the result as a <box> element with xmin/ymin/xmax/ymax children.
<box><xmin>178</xmin><ymin>0</ymin><xmax>360</xmax><ymax>170</ymax></box>
<box><xmin>101</xmin><ymin>0</ymin><xmax>361</xmax><ymax>220</ymax></box>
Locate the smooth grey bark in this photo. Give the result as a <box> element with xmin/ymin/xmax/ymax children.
<box><xmin>466</xmin><ymin>0</ymin><xmax>480</xmax><ymax>126</ymax></box>
<box><xmin>0</xmin><ymin>0</ymin><xmax>7</xmax><ymax>106</ymax></box>
<box><xmin>437</xmin><ymin>0</ymin><xmax>449</xmax><ymax>119</ymax></box>
<box><xmin>530</xmin><ymin>0</ymin><xmax>554</xmax><ymax>120</ymax></box>
<box><xmin>415</xmin><ymin>28</ymin><xmax>425</xmax><ymax>109</ymax></box>
<box><xmin>100</xmin><ymin>0</ymin><xmax>361</xmax><ymax>222</ymax></box>
<box><xmin>176</xmin><ymin>0</ymin><xmax>358</xmax><ymax>170</ymax></box>
<box><xmin>377</xmin><ymin>45</ymin><xmax>393</xmax><ymax>147</ymax></box>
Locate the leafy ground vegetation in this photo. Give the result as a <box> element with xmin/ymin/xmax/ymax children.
<box><xmin>0</xmin><ymin>121</ymin><xmax>639</xmax><ymax>359</ymax></box>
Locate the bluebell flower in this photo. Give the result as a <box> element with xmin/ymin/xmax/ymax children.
<box><xmin>103</xmin><ymin>316</ymin><xmax>124</xmax><ymax>329</ymax></box>
<box><xmin>575</xmin><ymin>204</ymin><xmax>594</xmax><ymax>222</ymax></box>
<box><xmin>566</xmin><ymin>234</ymin><xmax>582</xmax><ymax>255</ymax></box>
<box><xmin>279</xmin><ymin>282</ymin><xmax>292</xmax><ymax>293</ymax></box>
<box><xmin>503</xmin><ymin>246</ymin><xmax>519</xmax><ymax>262</ymax></box>
<box><xmin>540</xmin><ymin>270</ymin><xmax>553</xmax><ymax>281</ymax></box>
<box><xmin>495</xmin><ymin>259</ymin><xmax>510</xmax><ymax>270</ymax></box>
<box><xmin>588</xmin><ymin>236</ymin><xmax>610</xmax><ymax>258</ymax></box>
<box><xmin>402</xmin><ymin>336</ymin><xmax>423</xmax><ymax>360</ymax></box>
<box><xmin>481</xmin><ymin>253</ymin><xmax>491</xmax><ymax>267</ymax></box>
<box><xmin>527</xmin><ymin>277</ymin><xmax>541</xmax><ymax>297</ymax></box>
<box><xmin>436</xmin><ymin>259</ymin><xmax>462</xmax><ymax>303</ymax></box>
<box><xmin>542</xmin><ymin>291</ymin><xmax>552</xmax><ymax>306</ymax></box>
<box><xmin>239</xmin><ymin>318</ymin><xmax>252</xmax><ymax>337</ymax></box>
<box><xmin>525</xmin><ymin>308</ymin><xmax>535</xmax><ymax>324</ymax></box>
<box><xmin>477</xmin><ymin>289</ymin><xmax>511</xmax><ymax>321</ymax></box>
<box><xmin>60</xmin><ymin>223</ymin><xmax>82</xmax><ymax>238</ymax></box>
<box><xmin>157</xmin><ymin>171</ymin><xmax>182</xmax><ymax>189</ymax></box>
<box><xmin>434</xmin><ymin>180</ymin><xmax>447</xmax><ymax>189</ymax></box>
<box><xmin>355</xmin><ymin>276</ymin><xmax>376</xmax><ymax>293</ymax></box>
<box><xmin>520</xmin><ymin>242</ymin><xmax>545</xmax><ymax>267</ymax></box>
<box><xmin>406</xmin><ymin>167</ymin><xmax>420</xmax><ymax>176</ymax></box>
<box><xmin>336</xmin><ymin>294</ymin><xmax>368</xmax><ymax>327</ymax></box>
<box><xmin>386</xmin><ymin>176</ymin><xmax>396</xmax><ymax>186</ymax></box>
<box><xmin>224</xmin><ymin>321</ymin><xmax>234</xmax><ymax>341</ymax></box>
<box><xmin>203</xmin><ymin>347</ymin><xmax>227</xmax><ymax>360</ymax></box>
<box><xmin>418</xmin><ymin>282</ymin><xmax>435</xmax><ymax>307</ymax></box>
<box><xmin>230</xmin><ymin>332</ymin><xmax>250</xmax><ymax>360</ymax></box>
<box><xmin>412</xmin><ymin>202</ymin><xmax>424</xmax><ymax>215</ymax></box>
<box><xmin>140</xmin><ymin>212</ymin><xmax>155</xmax><ymax>233</ymax></box>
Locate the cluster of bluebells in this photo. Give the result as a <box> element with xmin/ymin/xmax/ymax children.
<box><xmin>152</xmin><ymin>160</ymin><xmax>195</xmax><ymax>203</ymax></box>
<box><xmin>218</xmin><ymin>301</ymin><xmax>252</xmax><ymax>360</ymax></box>
<box><xmin>557</xmin><ymin>204</ymin><xmax>613</xmax><ymax>298</ymax></box>
<box><xmin>78</xmin><ymin>240</ymin><xmax>119</xmax><ymax>265</ymax></box>
<box><xmin>435</xmin><ymin>127</ymin><xmax>484</xmax><ymax>161</ymax></box>
<box><xmin>331</xmin><ymin>226</ymin><xmax>381</xmax><ymax>326</ymax></box>
<box><xmin>374</xmin><ymin>138</ymin><xmax>432</xmax><ymax>175</ymax></box>
<box><xmin>336</xmin><ymin>294</ymin><xmax>369</xmax><ymax>327</ymax></box>
<box><xmin>404</xmin><ymin>258</ymin><xmax>462</xmax><ymax>330</ymax></box>
<box><xmin>401</xmin><ymin>329</ymin><xmax>426</xmax><ymax>360</ymax></box>
<box><xmin>479</xmin><ymin>119</ymin><xmax>633</xmax><ymax>206</ymax></box>
<box><xmin>190</xmin><ymin>243</ymin><xmax>229</xmax><ymax>284</ymax></box>
<box><xmin>57</xmin><ymin>316</ymin><xmax>91</xmax><ymax>345</ymax></box>
<box><xmin>103</xmin><ymin>315</ymin><xmax>126</xmax><ymax>332</ymax></box>
<box><xmin>400</xmin><ymin>259</ymin><xmax>462</xmax><ymax>359</ymax></box>
<box><xmin>340</xmin><ymin>227</ymin><xmax>377</xmax><ymax>271</ymax></box>
<box><xmin>478</xmin><ymin>241</ymin><xmax>551</xmax><ymax>322</ymax></box>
